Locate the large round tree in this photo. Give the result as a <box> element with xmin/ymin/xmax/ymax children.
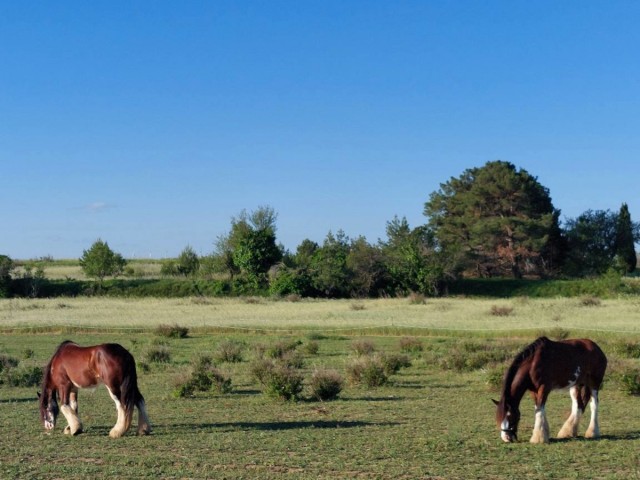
<box><xmin>424</xmin><ymin>160</ymin><xmax>562</xmax><ymax>278</ymax></box>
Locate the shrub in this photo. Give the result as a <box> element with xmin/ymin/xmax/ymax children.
<box><xmin>613</xmin><ymin>342</ymin><xmax>640</xmax><ymax>359</ymax></box>
<box><xmin>538</xmin><ymin>327</ymin><xmax>570</xmax><ymax>341</ymax></box>
<box><xmin>346</xmin><ymin>356</ymin><xmax>388</xmax><ymax>387</ymax></box>
<box><xmin>144</xmin><ymin>345</ymin><xmax>172</xmax><ymax>364</ymax></box>
<box><xmin>350</xmin><ymin>339</ymin><xmax>376</xmax><ymax>356</ymax></box>
<box><xmin>350</xmin><ymin>302</ymin><xmax>365</xmax><ymax>311</ymax></box>
<box><xmin>408</xmin><ymin>292</ymin><xmax>426</xmax><ymax>305</ymax></box>
<box><xmin>155</xmin><ymin>324</ymin><xmax>189</xmax><ymax>339</ymax></box>
<box><xmin>490</xmin><ymin>305</ymin><xmax>514</xmax><ymax>317</ymax></box>
<box><xmin>437</xmin><ymin>342</ymin><xmax>512</xmax><ymax>372</ymax></box>
<box><xmin>250</xmin><ymin>358</ymin><xmax>277</xmax><ymax>385</ymax></box>
<box><xmin>399</xmin><ymin>337</ymin><xmax>423</xmax><ymax>353</ymax></box>
<box><xmin>280</xmin><ymin>350</ymin><xmax>305</xmax><ymax>369</ymax></box>
<box><xmin>213</xmin><ymin>340</ymin><xmax>245</xmax><ymax>363</ymax></box>
<box><xmin>4</xmin><ymin>365</ymin><xmax>43</xmax><ymax>387</ymax></box>
<box><xmin>0</xmin><ymin>354</ymin><xmax>19</xmax><ymax>373</ymax></box>
<box><xmin>173</xmin><ymin>355</ymin><xmax>232</xmax><ymax>397</ymax></box>
<box><xmin>580</xmin><ymin>296</ymin><xmax>602</xmax><ymax>307</ymax></box>
<box><xmin>265</xmin><ymin>340</ymin><xmax>302</xmax><ymax>359</ymax></box>
<box><xmin>309</xmin><ymin>369</ymin><xmax>344</xmax><ymax>401</ymax></box>
<box><xmin>381</xmin><ymin>353</ymin><xmax>412</xmax><ymax>375</ymax></box>
<box><xmin>620</xmin><ymin>368</ymin><xmax>640</xmax><ymax>396</ymax></box>
<box><xmin>303</xmin><ymin>340</ymin><xmax>320</xmax><ymax>355</ymax></box>
<box><xmin>486</xmin><ymin>367</ymin><xmax>505</xmax><ymax>391</ymax></box>
<box><xmin>251</xmin><ymin>359</ymin><xmax>303</xmax><ymax>401</ymax></box>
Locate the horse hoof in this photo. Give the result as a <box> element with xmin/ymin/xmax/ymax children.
<box><xmin>64</xmin><ymin>426</ymin><xmax>71</xmax><ymax>435</ymax></box>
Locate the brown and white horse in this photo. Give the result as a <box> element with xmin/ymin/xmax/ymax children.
<box><xmin>494</xmin><ymin>336</ymin><xmax>607</xmax><ymax>444</ymax></box>
<box><xmin>38</xmin><ymin>340</ymin><xmax>151</xmax><ymax>438</ymax></box>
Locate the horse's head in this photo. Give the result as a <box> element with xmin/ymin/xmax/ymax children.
<box><xmin>37</xmin><ymin>391</ymin><xmax>59</xmax><ymax>431</ymax></box>
<box><xmin>493</xmin><ymin>398</ymin><xmax>520</xmax><ymax>442</ymax></box>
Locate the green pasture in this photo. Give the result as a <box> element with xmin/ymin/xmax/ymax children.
<box><xmin>0</xmin><ymin>298</ymin><xmax>639</xmax><ymax>479</ymax></box>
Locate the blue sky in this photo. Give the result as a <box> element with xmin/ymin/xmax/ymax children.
<box><xmin>2</xmin><ymin>1</ymin><xmax>639</xmax><ymax>259</ymax></box>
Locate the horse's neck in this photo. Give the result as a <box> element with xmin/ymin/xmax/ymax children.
<box><xmin>503</xmin><ymin>363</ymin><xmax>530</xmax><ymax>404</ymax></box>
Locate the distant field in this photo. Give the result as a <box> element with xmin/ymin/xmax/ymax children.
<box><xmin>1</xmin><ymin>296</ymin><xmax>640</xmax><ymax>337</ymax></box>
<box><xmin>14</xmin><ymin>259</ymin><xmax>165</xmax><ymax>280</ymax></box>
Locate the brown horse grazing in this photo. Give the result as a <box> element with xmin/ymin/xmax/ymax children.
<box><xmin>494</xmin><ymin>336</ymin><xmax>607</xmax><ymax>444</ymax></box>
<box><xmin>38</xmin><ymin>340</ymin><xmax>151</xmax><ymax>438</ymax></box>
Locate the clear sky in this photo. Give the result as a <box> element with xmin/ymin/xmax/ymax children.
<box><xmin>2</xmin><ymin>1</ymin><xmax>638</xmax><ymax>259</ymax></box>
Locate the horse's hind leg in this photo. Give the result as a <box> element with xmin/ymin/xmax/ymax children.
<box><xmin>106</xmin><ymin>387</ymin><xmax>129</xmax><ymax>438</ymax></box>
<box><xmin>136</xmin><ymin>398</ymin><xmax>152</xmax><ymax>435</ymax></box>
<box><xmin>585</xmin><ymin>389</ymin><xmax>601</xmax><ymax>439</ymax></box>
<box><xmin>557</xmin><ymin>386</ymin><xmax>582</xmax><ymax>439</ymax></box>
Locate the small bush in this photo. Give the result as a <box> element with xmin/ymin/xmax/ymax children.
<box><xmin>399</xmin><ymin>337</ymin><xmax>423</xmax><ymax>353</ymax></box>
<box><xmin>173</xmin><ymin>355</ymin><xmax>232</xmax><ymax>397</ymax></box>
<box><xmin>350</xmin><ymin>339</ymin><xmax>376</xmax><ymax>356</ymax></box>
<box><xmin>346</xmin><ymin>356</ymin><xmax>388</xmax><ymax>387</ymax></box>
<box><xmin>309</xmin><ymin>369</ymin><xmax>344</xmax><ymax>401</ymax></box>
<box><xmin>620</xmin><ymin>368</ymin><xmax>640</xmax><ymax>396</ymax></box>
<box><xmin>307</xmin><ymin>332</ymin><xmax>328</xmax><ymax>341</ymax></box>
<box><xmin>486</xmin><ymin>367</ymin><xmax>505</xmax><ymax>391</ymax></box>
<box><xmin>155</xmin><ymin>324</ymin><xmax>189</xmax><ymax>339</ymax></box>
<box><xmin>0</xmin><ymin>354</ymin><xmax>19</xmax><ymax>373</ymax></box>
<box><xmin>303</xmin><ymin>340</ymin><xmax>320</xmax><ymax>355</ymax></box>
<box><xmin>253</xmin><ymin>362</ymin><xmax>304</xmax><ymax>401</ymax></box>
<box><xmin>407</xmin><ymin>292</ymin><xmax>426</xmax><ymax>305</ymax></box>
<box><xmin>265</xmin><ymin>340</ymin><xmax>302</xmax><ymax>359</ymax></box>
<box><xmin>381</xmin><ymin>353</ymin><xmax>412</xmax><ymax>375</ymax></box>
<box><xmin>350</xmin><ymin>302</ymin><xmax>366</xmax><ymax>311</ymax></box>
<box><xmin>437</xmin><ymin>342</ymin><xmax>512</xmax><ymax>372</ymax></box>
<box><xmin>145</xmin><ymin>345</ymin><xmax>172</xmax><ymax>364</ymax></box>
<box><xmin>537</xmin><ymin>327</ymin><xmax>571</xmax><ymax>341</ymax></box>
<box><xmin>612</xmin><ymin>341</ymin><xmax>640</xmax><ymax>359</ymax></box>
<box><xmin>490</xmin><ymin>305</ymin><xmax>513</xmax><ymax>317</ymax></box>
<box><xmin>213</xmin><ymin>340</ymin><xmax>245</xmax><ymax>363</ymax></box>
<box><xmin>5</xmin><ymin>365</ymin><xmax>43</xmax><ymax>387</ymax></box>
<box><xmin>580</xmin><ymin>296</ymin><xmax>602</xmax><ymax>307</ymax></box>
<box><xmin>22</xmin><ymin>349</ymin><xmax>34</xmax><ymax>360</ymax></box>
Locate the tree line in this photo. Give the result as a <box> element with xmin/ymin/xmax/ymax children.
<box><xmin>1</xmin><ymin>161</ymin><xmax>638</xmax><ymax>299</ymax></box>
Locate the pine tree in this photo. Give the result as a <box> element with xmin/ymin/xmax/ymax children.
<box><xmin>615</xmin><ymin>203</ymin><xmax>637</xmax><ymax>274</ymax></box>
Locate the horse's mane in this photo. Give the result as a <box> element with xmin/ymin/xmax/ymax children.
<box><xmin>40</xmin><ymin>340</ymin><xmax>76</xmax><ymax>395</ymax></box>
<box><xmin>502</xmin><ymin>336</ymin><xmax>550</xmax><ymax>398</ymax></box>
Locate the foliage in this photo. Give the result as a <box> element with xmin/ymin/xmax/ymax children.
<box><xmin>615</xmin><ymin>203</ymin><xmax>638</xmax><ymax>274</ymax></box>
<box><xmin>309</xmin><ymin>230</ymin><xmax>352</xmax><ymax>298</ymax></box>
<box><xmin>424</xmin><ymin>160</ymin><xmax>561</xmax><ymax>278</ymax></box>
<box><xmin>212</xmin><ymin>339</ymin><xmax>246</xmax><ymax>363</ymax></box>
<box><xmin>309</xmin><ymin>368</ymin><xmax>344</xmax><ymax>401</ymax></box>
<box><xmin>619</xmin><ymin>368</ymin><xmax>640</xmax><ymax>396</ymax></box>
<box><xmin>155</xmin><ymin>324</ymin><xmax>189</xmax><ymax>338</ymax></box>
<box><xmin>350</xmin><ymin>339</ymin><xmax>376</xmax><ymax>356</ymax></box>
<box><xmin>399</xmin><ymin>337</ymin><xmax>424</xmax><ymax>353</ymax></box>
<box><xmin>346</xmin><ymin>356</ymin><xmax>388</xmax><ymax>387</ymax></box>
<box><xmin>0</xmin><ymin>255</ymin><xmax>13</xmax><ymax>298</ymax></box>
<box><xmin>215</xmin><ymin>206</ymin><xmax>282</xmax><ymax>284</ymax></box>
<box><xmin>489</xmin><ymin>305</ymin><xmax>513</xmax><ymax>317</ymax></box>
<box><xmin>380</xmin><ymin>353</ymin><xmax>412</xmax><ymax>375</ymax></box>
<box><xmin>144</xmin><ymin>345</ymin><xmax>172</xmax><ymax>364</ymax></box>
<box><xmin>174</xmin><ymin>355</ymin><xmax>232</xmax><ymax>397</ymax></box>
<box><xmin>562</xmin><ymin>209</ymin><xmax>619</xmax><ymax>277</ymax></box>
<box><xmin>176</xmin><ymin>246</ymin><xmax>200</xmax><ymax>276</ymax></box>
<box><xmin>79</xmin><ymin>239</ymin><xmax>127</xmax><ymax>285</ymax></box>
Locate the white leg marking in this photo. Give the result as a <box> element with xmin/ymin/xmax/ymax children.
<box><xmin>60</xmin><ymin>404</ymin><xmax>82</xmax><ymax>435</ymax></box>
<box><xmin>107</xmin><ymin>387</ymin><xmax>128</xmax><ymax>438</ymax></box>
<box><xmin>530</xmin><ymin>406</ymin><xmax>550</xmax><ymax>444</ymax></box>
<box><xmin>585</xmin><ymin>389</ymin><xmax>600</xmax><ymax>439</ymax></box>
<box><xmin>557</xmin><ymin>386</ymin><xmax>582</xmax><ymax>439</ymax></box>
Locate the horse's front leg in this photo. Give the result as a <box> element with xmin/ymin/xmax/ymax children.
<box><xmin>530</xmin><ymin>388</ymin><xmax>550</xmax><ymax>444</ymax></box>
<box><xmin>585</xmin><ymin>389</ymin><xmax>601</xmax><ymax>439</ymax></box>
<box><xmin>557</xmin><ymin>386</ymin><xmax>582</xmax><ymax>439</ymax></box>
<box><xmin>60</xmin><ymin>387</ymin><xmax>83</xmax><ymax>435</ymax></box>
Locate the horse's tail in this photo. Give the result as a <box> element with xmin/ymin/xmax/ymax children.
<box><xmin>120</xmin><ymin>352</ymin><xmax>144</xmax><ymax>432</ymax></box>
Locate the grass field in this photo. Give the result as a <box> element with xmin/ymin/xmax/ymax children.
<box><xmin>0</xmin><ymin>298</ymin><xmax>639</xmax><ymax>479</ymax></box>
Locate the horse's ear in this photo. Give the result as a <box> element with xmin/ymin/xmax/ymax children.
<box><xmin>491</xmin><ymin>399</ymin><xmax>499</xmax><ymax>406</ymax></box>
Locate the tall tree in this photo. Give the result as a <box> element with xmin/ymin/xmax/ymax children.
<box><xmin>562</xmin><ymin>209</ymin><xmax>618</xmax><ymax>277</ymax></box>
<box><xmin>79</xmin><ymin>239</ymin><xmax>127</xmax><ymax>286</ymax></box>
<box><xmin>424</xmin><ymin>161</ymin><xmax>561</xmax><ymax>278</ymax></box>
<box><xmin>214</xmin><ymin>206</ymin><xmax>282</xmax><ymax>284</ymax></box>
<box><xmin>615</xmin><ymin>203</ymin><xmax>637</xmax><ymax>274</ymax></box>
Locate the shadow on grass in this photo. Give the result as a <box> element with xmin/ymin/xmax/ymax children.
<box><xmin>156</xmin><ymin>420</ymin><xmax>400</xmax><ymax>434</ymax></box>
<box><xmin>0</xmin><ymin>397</ymin><xmax>36</xmax><ymax>404</ymax></box>
<box><xmin>549</xmin><ymin>431</ymin><xmax>640</xmax><ymax>443</ymax></box>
